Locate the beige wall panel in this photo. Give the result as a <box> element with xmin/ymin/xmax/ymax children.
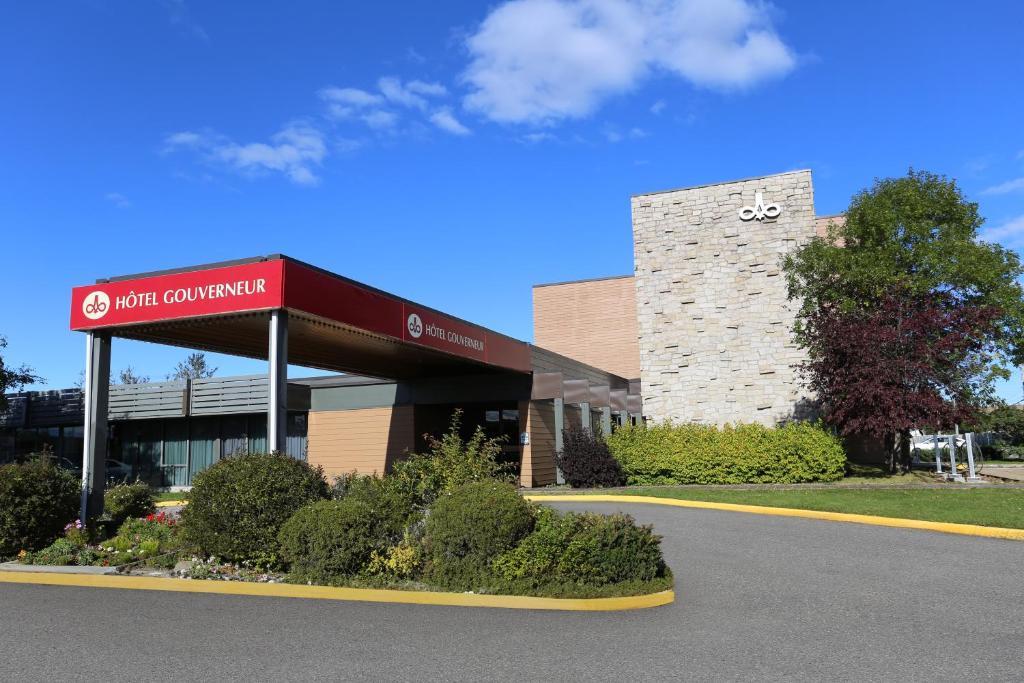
<box><xmin>521</xmin><ymin>399</ymin><xmax>557</xmax><ymax>487</ymax></box>
<box><xmin>533</xmin><ymin>276</ymin><xmax>641</xmax><ymax>380</ymax></box>
<box><xmin>307</xmin><ymin>406</ymin><xmax>414</xmax><ymax>481</ymax></box>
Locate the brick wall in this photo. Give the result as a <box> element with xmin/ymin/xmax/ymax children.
<box><xmin>631</xmin><ymin>170</ymin><xmax>818</xmax><ymax>425</ymax></box>
<box><xmin>532</xmin><ymin>275</ymin><xmax>641</xmax><ymax>379</ymax></box>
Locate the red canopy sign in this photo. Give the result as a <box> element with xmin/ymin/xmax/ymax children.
<box><xmin>70</xmin><ymin>257</ymin><xmax>532</xmax><ymax>373</ymax></box>
<box><xmin>70</xmin><ymin>261</ymin><xmax>285</xmax><ymax>331</ymax></box>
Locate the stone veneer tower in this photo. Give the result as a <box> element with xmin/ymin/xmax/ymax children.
<box><xmin>631</xmin><ymin>170</ymin><xmax>817</xmax><ymax>426</ymax></box>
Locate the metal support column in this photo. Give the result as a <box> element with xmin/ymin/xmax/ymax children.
<box><xmin>933</xmin><ymin>435</ymin><xmax>942</xmax><ymax>474</ymax></box>
<box><xmin>579</xmin><ymin>401</ymin><xmax>591</xmax><ymax>433</ymax></box>
<box><xmin>80</xmin><ymin>331</ymin><xmax>111</xmax><ymax>521</ymax></box>
<box><xmin>268</xmin><ymin>309</ymin><xmax>288</xmax><ymax>454</ymax></box>
<box><xmin>553</xmin><ymin>397</ymin><xmax>565</xmax><ymax>485</ymax></box>
<box><xmin>600</xmin><ymin>406</ymin><xmax>612</xmax><ymax>436</ymax></box>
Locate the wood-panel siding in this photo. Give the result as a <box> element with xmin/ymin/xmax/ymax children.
<box><xmin>533</xmin><ymin>276</ymin><xmax>640</xmax><ymax>380</ymax></box>
<box><xmin>521</xmin><ymin>399</ymin><xmax>557</xmax><ymax>487</ymax></box>
<box><xmin>307</xmin><ymin>406</ymin><xmax>414</xmax><ymax>480</ymax></box>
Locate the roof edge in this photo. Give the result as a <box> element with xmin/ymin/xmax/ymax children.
<box><xmin>631</xmin><ymin>169</ymin><xmax>813</xmax><ymax>199</ymax></box>
<box><xmin>533</xmin><ymin>273</ymin><xmax>634</xmax><ymax>289</ymax></box>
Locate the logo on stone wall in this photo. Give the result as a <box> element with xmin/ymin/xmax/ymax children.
<box><xmin>406</xmin><ymin>312</ymin><xmax>423</xmax><ymax>339</ymax></box>
<box><xmin>738</xmin><ymin>191</ymin><xmax>781</xmax><ymax>222</ymax></box>
<box><xmin>81</xmin><ymin>291</ymin><xmax>110</xmax><ymax>320</ymax></box>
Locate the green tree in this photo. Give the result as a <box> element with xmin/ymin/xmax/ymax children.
<box><xmin>167</xmin><ymin>352</ymin><xmax>217</xmax><ymax>381</ymax></box>
<box><xmin>0</xmin><ymin>336</ymin><xmax>41</xmax><ymax>411</ymax></box>
<box><xmin>783</xmin><ymin>170</ymin><xmax>1024</xmax><ymax>467</ymax></box>
<box><xmin>785</xmin><ymin>170</ymin><xmax>1024</xmax><ymax>367</ymax></box>
<box><xmin>117</xmin><ymin>366</ymin><xmax>150</xmax><ymax>385</ymax></box>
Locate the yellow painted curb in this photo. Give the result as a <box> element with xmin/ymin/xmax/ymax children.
<box><xmin>0</xmin><ymin>571</ymin><xmax>673</xmax><ymax>611</ymax></box>
<box><xmin>154</xmin><ymin>500</ymin><xmax>187</xmax><ymax>508</ymax></box>
<box><xmin>525</xmin><ymin>494</ymin><xmax>1024</xmax><ymax>542</ymax></box>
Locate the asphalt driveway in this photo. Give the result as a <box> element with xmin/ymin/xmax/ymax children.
<box><xmin>2</xmin><ymin>501</ymin><xmax>1022</xmax><ymax>682</ymax></box>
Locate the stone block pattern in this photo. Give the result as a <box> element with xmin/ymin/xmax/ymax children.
<box><xmin>631</xmin><ymin>170</ymin><xmax>817</xmax><ymax>425</ymax></box>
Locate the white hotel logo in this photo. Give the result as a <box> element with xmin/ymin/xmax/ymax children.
<box><xmin>738</xmin><ymin>191</ymin><xmax>781</xmax><ymax>222</ymax></box>
<box><xmin>82</xmin><ymin>291</ymin><xmax>110</xmax><ymax>320</ymax></box>
<box><xmin>407</xmin><ymin>313</ymin><xmax>423</xmax><ymax>339</ymax></box>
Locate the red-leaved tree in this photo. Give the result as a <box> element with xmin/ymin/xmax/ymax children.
<box><xmin>801</xmin><ymin>290</ymin><xmax>1001</xmax><ymax>470</ymax></box>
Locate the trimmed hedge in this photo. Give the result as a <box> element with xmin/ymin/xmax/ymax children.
<box><xmin>0</xmin><ymin>459</ymin><xmax>80</xmax><ymax>557</ymax></box>
<box><xmin>607</xmin><ymin>421</ymin><xmax>846</xmax><ymax>485</ymax></box>
<box><xmin>424</xmin><ymin>481</ymin><xmax>534</xmax><ymax>590</ymax></box>
<box><xmin>181</xmin><ymin>452</ymin><xmax>330</xmax><ymax>564</ymax></box>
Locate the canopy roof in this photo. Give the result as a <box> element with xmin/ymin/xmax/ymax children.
<box><xmin>70</xmin><ymin>255</ymin><xmax>532</xmax><ymax>380</ymax></box>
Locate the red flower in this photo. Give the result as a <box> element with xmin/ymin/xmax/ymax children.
<box><xmin>145</xmin><ymin>514</ymin><xmax>155</xmax><ymax>522</ymax></box>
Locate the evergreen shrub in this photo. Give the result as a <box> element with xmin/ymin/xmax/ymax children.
<box><xmin>181</xmin><ymin>452</ymin><xmax>329</xmax><ymax>564</ymax></box>
<box><xmin>424</xmin><ymin>481</ymin><xmax>534</xmax><ymax>590</ymax></box>
<box><xmin>493</xmin><ymin>507</ymin><xmax>666</xmax><ymax>587</ymax></box>
<box><xmin>0</xmin><ymin>458</ymin><xmax>80</xmax><ymax>557</ymax></box>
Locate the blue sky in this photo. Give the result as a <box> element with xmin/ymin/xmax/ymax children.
<box><xmin>2</xmin><ymin>0</ymin><xmax>1023</xmax><ymax>399</ymax></box>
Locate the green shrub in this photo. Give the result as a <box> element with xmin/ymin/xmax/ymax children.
<box><xmin>607</xmin><ymin>421</ymin><xmax>846</xmax><ymax>485</ymax></box>
<box><xmin>181</xmin><ymin>452</ymin><xmax>329</xmax><ymax>564</ymax></box>
<box><xmin>557</xmin><ymin>429</ymin><xmax>625</xmax><ymax>488</ymax></box>
<box><xmin>493</xmin><ymin>507</ymin><xmax>666</xmax><ymax>587</ymax></box>
<box><xmin>104</xmin><ymin>481</ymin><xmax>156</xmax><ymax>526</ymax></box>
<box><xmin>390</xmin><ymin>410</ymin><xmax>513</xmax><ymax>507</ymax></box>
<box><xmin>424</xmin><ymin>481</ymin><xmax>534</xmax><ymax>590</ymax></box>
<box><xmin>0</xmin><ymin>458</ymin><xmax>80</xmax><ymax>557</ymax></box>
<box><xmin>278</xmin><ymin>499</ymin><xmax>390</xmax><ymax>581</ymax></box>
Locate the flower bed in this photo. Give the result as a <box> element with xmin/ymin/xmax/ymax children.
<box><xmin>6</xmin><ymin>416</ymin><xmax>674</xmax><ymax>601</ymax></box>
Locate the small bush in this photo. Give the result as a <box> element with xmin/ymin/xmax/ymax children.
<box><xmin>493</xmin><ymin>507</ymin><xmax>666</xmax><ymax>587</ymax></box>
<box><xmin>181</xmin><ymin>453</ymin><xmax>329</xmax><ymax>564</ymax></box>
<box><xmin>0</xmin><ymin>458</ymin><xmax>80</xmax><ymax>557</ymax></box>
<box><xmin>390</xmin><ymin>410</ymin><xmax>513</xmax><ymax>506</ymax></box>
<box><xmin>278</xmin><ymin>499</ymin><xmax>387</xmax><ymax>581</ymax></box>
<box><xmin>607</xmin><ymin>421</ymin><xmax>846</xmax><ymax>485</ymax></box>
<box><xmin>104</xmin><ymin>481</ymin><xmax>156</xmax><ymax>526</ymax></box>
<box><xmin>556</xmin><ymin>429</ymin><xmax>625</xmax><ymax>488</ymax></box>
<box><xmin>280</xmin><ymin>477</ymin><xmax>419</xmax><ymax>582</ymax></box>
<box><xmin>424</xmin><ymin>481</ymin><xmax>534</xmax><ymax>590</ymax></box>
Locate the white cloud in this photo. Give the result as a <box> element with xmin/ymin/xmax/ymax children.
<box><xmin>164</xmin><ymin>122</ymin><xmax>327</xmax><ymax>185</ymax></box>
<box><xmin>105</xmin><ymin>192</ymin><xmax>131</xmax><ymax>208</ymax></box>
<box><xmin>361</xmin><ymin>110</ymin><xmax>399</xmax><ymax>129</ymax></box>
<box><xmin>429</xmin><ymin>108</ymin><xmax>472</xmax><ymax>135</ymax></box>
<box><xmin>980</xmin><ymin>215</ymin><xmax>1024</xmax><ymax>243</ymax></box>
<box><xmin>378</xmin><ymin>76</ymin><xmax>447</xmax><ymax>110</ymax></box>
<box><xmin>520</xmin><ymin>131</ymin><xmax>557</xmax><ymax>144</ymax></box>
<box><xmin>462</xmin><ymin>0</ymin><xmax>796</xmax><ymax>124</ymax></box>
<box><xmin>650</xmin><ymin>99</ymin><xmax>666</xmax><ymax>114</ymax></box>
<box><xmin>981</xmin><ymin>177</ymin><xmax>1024</xmax><ymax>195</ymax></box>
<box><xmin>320</xmin><ymin>78</ymin><xmax>449</xmax><ymax>135</ymax></box>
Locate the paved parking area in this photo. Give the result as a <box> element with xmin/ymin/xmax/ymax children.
<box><xmin>2</xmin><ymin>501</ymin><xmax>1022</xmax><ymax>682</ymax></box>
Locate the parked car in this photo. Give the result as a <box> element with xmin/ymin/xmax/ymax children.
<box><xmin>104</xmin><ymin>458</ymin><xmax>134</xmax><ymax>483</ymax></box>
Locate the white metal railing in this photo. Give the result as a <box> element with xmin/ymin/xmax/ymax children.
<box><xmin>910</xmin><ymin>431</ymin><xmax>982</xmax><ymax>482</ymax></box>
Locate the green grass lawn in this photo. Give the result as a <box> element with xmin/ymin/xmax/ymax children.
<box><xmin>587</xmin><ymin>486</ymin><xmax>1024</xmax><ymax>529</ymax></box>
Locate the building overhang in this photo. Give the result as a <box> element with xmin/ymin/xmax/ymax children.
<box><xmin>69</xmin><ymin>255</ymin><xmax>532</xmax><ymax>380</ymax></box>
